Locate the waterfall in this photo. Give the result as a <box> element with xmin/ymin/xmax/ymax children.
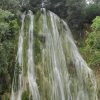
<box><xmin>11</xmin><ymin>12</ymin><xmax>25</xmax><ymax>100</ymax></box>
<box><xmin>11</xmin><ymin>9</ymin><xmax>98</xmax><ymax>100</ymax></box>
<box><xmin>27</xmin><ymin>10</ymin><xmax>40</xmax><ymax>100</ymax></box>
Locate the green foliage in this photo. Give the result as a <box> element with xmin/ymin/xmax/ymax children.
<box><xmin>22</xmin><ymin>91</ymin><xmax>29</xmax><ymax>100</ymax></box>
<box><xmin>80</xmin><ymin>16</ymin><xmax>100</xmax><ymax>67</ymax></box>
<box><xmin>79</xmin><ymin>16</ymin><xmax>100</xmax><ymax>99</ymax></box>
<box><xmin>86</xmin><ymin>17</ymin><xmax>100</xmax><ymax>50</ymax></box>
<box><xmin>29</xmin><ymin>0</ymin><xmax>86</xmax><ymax>33</ymax></box>
<box><xmin>0</xmin><ymin>9</ymin><xmax>19</xmax><ymax>95</ymax></box>
<box><xmin>91</xmin><ymin>16</ymin><xmax>100</xmax><ymax>31</ymax></box>
<box><xmin>85</xmin><ymin>4</ymin><xmax>100</xmax><ymax>23</ymax></box>
<box><xmin>0</xmin><ymin>0</ymin><xmax>18</xmax><ymax>12</ymax></box>
<box><xmin>67</xmin><ymin>0</ymin><xmax>86</xmax><ymax>35</ymax></box>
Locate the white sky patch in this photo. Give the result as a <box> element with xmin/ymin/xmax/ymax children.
<box><xmin>86</xmin><ymin>0</ymin><xmax>94</xmax><ymax>4</ymax></box>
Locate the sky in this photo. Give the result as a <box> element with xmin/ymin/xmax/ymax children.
<box><xmin>86</xmin><ymin>0</ymin><xmax>94</xmax><ymax>4</ymax></box>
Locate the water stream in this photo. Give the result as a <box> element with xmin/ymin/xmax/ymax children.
<box><xmin>11</xmin><ymin>9</ymin><xmax>98</xmax><ymax>100</ymax></box>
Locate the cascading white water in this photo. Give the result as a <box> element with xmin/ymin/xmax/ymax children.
<box><xmin>27</xmin><ymin>10</ymin><xmax>40</xmax><ymax>100</ymax></box>
<box><xmin>49</xmin><ymin>11</ymin><xmax>69</xmax><ymax>100</ymax></box>
<box><xmin>62</xmin><ymin>20</ymin><xmax>98</xmax><ymax>100</ymax></box>
<box><xmin>11</xmin><ymin>12</ymin><xmax>25</xmax><ymax>100</ymax></box>
<box><xmin>11</xmin><ymin>8</ymin><xmax>98</xmax><ymax>100</ymax></box>
<box><xmin>11</xmin><ymin>11</ymin><xmax>40</xmax><ymax>100</ymax></box>
<box><xmin>41</xmin><ymin>9</ymin><xmax>67</xmax><ymax>100</ymax></box>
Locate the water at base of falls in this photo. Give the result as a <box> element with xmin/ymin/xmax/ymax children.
<box><xmin>11</xmin><ymin>9</ymin><xmax>98</xmax><ymax>100</ymax></box>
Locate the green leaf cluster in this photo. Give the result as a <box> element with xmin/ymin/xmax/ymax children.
<box><xmin>80</xmin><ymin>16</ymin><xmax>100</xmax><ymax>67</ymax></box>
<box><xmin>0</xmin><ymin>9</ymin><xmax>19</xmax><ymax>95</ymax></box>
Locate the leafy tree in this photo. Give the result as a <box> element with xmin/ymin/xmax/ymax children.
<box><xmin>80</xmin><ymin>16</ymin><xmax>100</xmax><ymax>68</ymax></box>
<box><xmin>0</xmin><ymin>9</ymin><xmax>19</xmax><ymax>95</ymax></box>
<box><xmin>93</xmin><ymin>0</ymin><xmax>100</xmax><ymax>4</ymax></box>
<box><xmin>65</xmin><ymin>0</ymin><xmax>86</xmax><ymax>31</ymax></box>
<box><xmin>0</xmin><ymin>0</ymin><xmax>29</xmax><ymax>13</ymax></box>
<box><xmin>0</xmin><ymin>0</ymin><xmax>19</xmax><ymax>12</ymax></box>
<box><xmin>79</xmin><ymin>16</ymin><xmax>100</xmax><ymax>98</ymax></box>
<box><xmin>85</xmin><ymin>4</ymin><xmax>100</xmax><ymax>23</ymax></box>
